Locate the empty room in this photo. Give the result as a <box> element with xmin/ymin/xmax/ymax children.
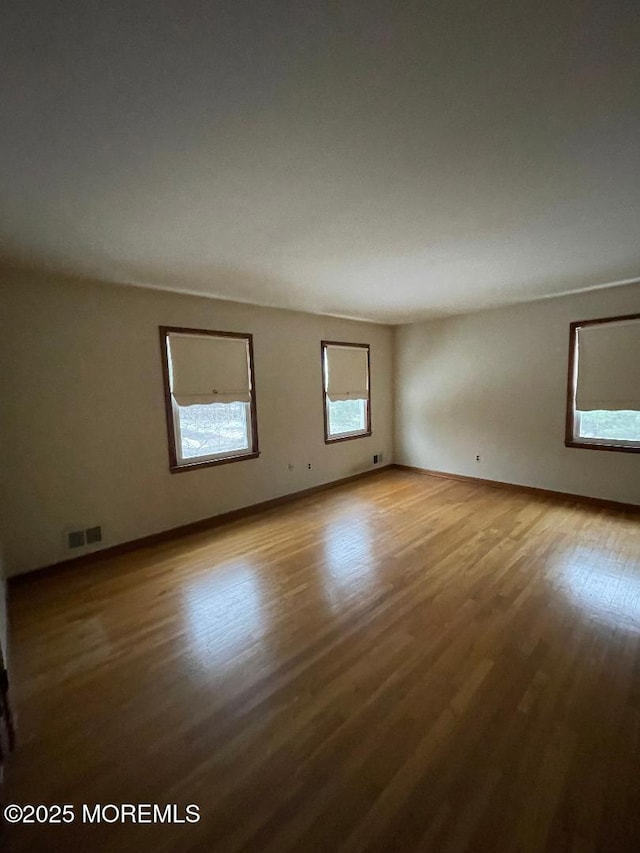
<box><xmin>1</xmin><ymin>2</ymin><xmax>639</xmax><ymax>852</ymax></box>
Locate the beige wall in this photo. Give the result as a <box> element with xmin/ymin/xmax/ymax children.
<box><xmin>395</xmin><ymin>282</ymin><xmax>640</xmax><ymax>506</ymax></box>
<box><xmin>0</xmin><ymin>269</ymin><xmax>393</xmax><ymax>577</ymax></box>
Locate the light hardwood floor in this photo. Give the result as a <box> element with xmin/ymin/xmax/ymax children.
<box><xmin>5</xmin><ymin>469</ymin><xmax>640</xmax><ymax>852</ymax></box>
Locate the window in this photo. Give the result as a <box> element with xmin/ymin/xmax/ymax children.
<box><xmin>565</xmin><ymin>313</ymin><xmax>640</xmax><ymax>453</ymax></box>
<box><xmin>160</xmin><ymin>326</ymin><xmax>259</xmax><ymax>471</ymax></box>
<box><xmin>321</xmin><ymin>341</ymin><xmax>371</xmax><ymax>442</ymax></box>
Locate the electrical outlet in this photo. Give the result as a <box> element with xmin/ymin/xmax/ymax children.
<box><xmin>373</xmin><ymin>454</ymin><xmax>379</xmax><ymax>464</ymax></box>
<box><xmin>307</xmin><ymin>463</ymin><xmax>312</xmax><ymax>470</ymax></box>
<box><xmin>475</xmin><ymin>454</ymin><xmax>481</xmax><ymax>462</ymax></box>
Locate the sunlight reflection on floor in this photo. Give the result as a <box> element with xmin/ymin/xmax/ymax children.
<box><xmin>556</xmin><ymin>548</ymin><xmax>640</xmax><ymax>634</ymax></box>
<box><xmin>182</xmin><ymin>561</ymin><xmax>268</xmax><ymax>670</ymax></box>
<box><xmin>322</xmin><ymin>512</ymin><xmax>378</xmax><ymax>613</ymax></box>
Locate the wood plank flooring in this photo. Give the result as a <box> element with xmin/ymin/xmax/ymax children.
<box><xmin>4</xmin><ymin>469</ymin><xmax>640</xmax><ymax>852</ymax></box>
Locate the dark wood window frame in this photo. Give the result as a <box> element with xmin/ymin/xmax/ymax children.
<box><xmin>321</xmin><ymin>340</ymin><xmax>372</xmax><ymax>444</ymax></box>
<box><xmin>159</xmin><ymin>326</ymin><xmax>260</xmax><ymax>473</ymax></box>
<box><xmin>565</xmin><ymin>311</ymin><xmax>640</xmax><ymax>454</ymax></box>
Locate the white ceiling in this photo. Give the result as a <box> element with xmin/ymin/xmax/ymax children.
<box><xmin>1</xmin><ymin>1</ymin><xmax>639</xmax><ymax>323</ymax></box>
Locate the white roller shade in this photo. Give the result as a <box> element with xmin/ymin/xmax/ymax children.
<box><xmin>576</xmin><ymin>319</ymin><xmax>640</xmax><ymax>411</ymax></box>
<box><xmin>326</xmin><ymin>345</ymin><xmax>369</xmax><ymax>402</ymax></box>
<box><xmin>168</xmin><ymin>333</ymin><xmax>251</xmax><ymax>406</ymax></box>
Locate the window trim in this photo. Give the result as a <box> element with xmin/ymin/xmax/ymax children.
<box><xmin>321</xmin><ymin>340</ymin><xmax>372</xmax><ymax>444</ymax></box>
<box><xmin>159</xmin><ymin>326</ymin><xmax>260</xmax><ymax>473</ymax></box>
<box><xmin>565</xmin><ymin>312</ymin><xmax>640</xmax><ymax>454</ymax></box>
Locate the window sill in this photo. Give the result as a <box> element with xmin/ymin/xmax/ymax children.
<box><xmin>170</xmin><ymin>451</ymin><xmax>260</xmax><ymax>473</ymax></box>
<box><xmin>565</xmin><ymin>440</ymin><xmax>640</xmax><ymax>455</ymax></box>
<box><xmin>325</xmin><ymin>430</ymin><xmax>372</xmax><ymax>445</ymax></box>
